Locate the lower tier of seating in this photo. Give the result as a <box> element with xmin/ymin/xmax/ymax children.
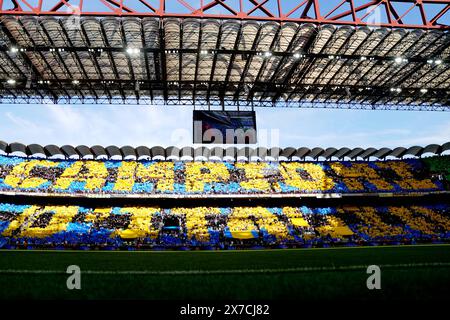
<box><xmin>1</xmin><ymin>202</ymin><xmax>449</xmax><ymax>249</ymax></box>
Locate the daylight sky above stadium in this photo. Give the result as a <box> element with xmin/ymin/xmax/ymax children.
<box><xmin>0</xmin><ymin>1</ymin><xmax>449</xmax><ymax>149</ymax></box>
<box><xmin>1</xmin><ymin>105</ymin><xmax>449</xmax><ymax>149</ymax></box>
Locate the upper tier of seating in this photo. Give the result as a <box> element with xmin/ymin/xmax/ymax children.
<box><xmin>0</xmin><ymin>155</ymin><xmax>449</xmax><ymax>195</ymax></box>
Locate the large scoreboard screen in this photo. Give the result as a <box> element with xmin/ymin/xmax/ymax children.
<box><xmin>193</xmin><ymin>111</ymin><xmax>257</xmax><ymax>144</ymax></box>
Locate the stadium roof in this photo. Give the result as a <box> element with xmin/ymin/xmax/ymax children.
<box><xmin>0</xmin><ymin>1</ymin><xmax>449</xmax><ymax>110</ymax></box>
<box><xmin>1</xmin><ymin>140</ymin><xmax>449</xmax><ymax>161</ymax></box>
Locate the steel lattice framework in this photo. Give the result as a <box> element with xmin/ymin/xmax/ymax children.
<box><xmin>0</xmin><ymin>0</ymin><xmax>449</xmax><ymax>110</ymax></box>
<box><xmin>1</xmin><ymin>0</ymin><xmax>449</xmax><ymax>29</ymax></box>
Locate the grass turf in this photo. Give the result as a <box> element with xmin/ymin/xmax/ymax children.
<box><xmin>0</xmin><ymin>244</ymin><xmax>449</xmax><ymax>300</ymax></box>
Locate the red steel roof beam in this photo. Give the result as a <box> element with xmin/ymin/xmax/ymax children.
<box><xmin>0</xmin><ymin>0</ymin><xmax>448</xmax><ymax>29</ymax></box>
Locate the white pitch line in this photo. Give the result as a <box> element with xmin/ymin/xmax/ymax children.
<box><xmin>1</xmin><ymin>262</ymin><xmax>449</xmax><ymax>275</ymax></box>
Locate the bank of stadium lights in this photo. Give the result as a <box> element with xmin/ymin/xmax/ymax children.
<box><xmin>359</xmin><ymin>56</ymin><xmax>375</xmax><ymax>61</ymax></box>
<box><xmin>200</xmin><ymin>50</ymin><xmax>209</xmax><ymax>55</ymax></box>
<box><xmin>390</xmin><ymin>87</ymin><xmax>402</xmax><ymax>93</ymax></box>
<box><xmin>126</xmin><ymin>47</ymin><xmax>140</xmax><ymax>56</ymax></box>
<box><xmin>72</xmin><ymin>80</ymin><xmax>80</xmax><ymax>85</ymax></box>
<box><xmin>6</xmin><ymin>79</ymin><xmax>16</xmax><ymax>85</ymax></box>
<box><xmin>87</xmin><ymin>48</ymin><xmax>103</xmax><ymax>57</ymax></box>
<box><xmin>254</xmin><ymin>51</ymin><xmax>273</xmax><ymax>58</ymax></box>
<box><xmin>9</xmin><ymin>46</ymin><xmax>26</xmax><ymax>53</ymax></box>
<box><xmin>394</xmin><ymin>57</ymin><xmax>408</xmax><ymax>64</ymax></box>
<box><xmin>49</xmin><ymin>48</ymin><xmax>65</xmax><ymax>52</ymax></box>
<box><xmin>427</xmin><ymin>59</ymin><xmax>443</xmax><ymax>65</ymax></box>
<box><xmin>420</xmin><ymin>88</ymin><xmax>428</xmax><ymax>94</ymax></box>
<box><xmin>37</xmin><ymin>80</ymin><xmax>51</xmax><ymax>85</ymax></box>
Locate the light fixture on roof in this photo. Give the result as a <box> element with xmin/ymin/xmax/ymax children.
<box><xmin>390</xmin><ymin>87</ymin><xmax>401</xmax><ymax>93</ymax></box>
<box><xmin>264</xmin><ymin>51</ymin><xmax>272</xmax><ymax>58</ymax></box>
<box><xmin>126</xmin><ymin>47</ymin><xmax>140</xmax><ymax>55</ymax></box>
<box><xmin>72</xmin><ymin>80</ymin><xmax>80</xmax><ymax>85</ymax></box>
<box><xmin>293</xmin><ymin>52</ymin><xmax>301</xmax><ymax>59</ymax></box>
<box><xmin>6</xmin><ymin>79</ymin><xmax>16</xmax><ymax>85</ymax></box>
<box><xmin>10</xmin><ymin>46</ymin><xmax>19</xmax><ymax>53</ymax></box>
<box><xmin>360</xmin><ymin>56</ymin><xmax>367</xmax><ymax>61</ymax></box>
<box><xmin>200</xmin><ymin>50</ymin><xmax>209</xmax><ymax>55</ymax></box>
<box><xmin>427</xmin><ymin>58</ymin><xmax>443</xmax><ymax>65</ymax></box>
<box><xmin>420</xmin><ymin>88</ymin><xmax>428</xmax><ymax>94</ymax></box>
<box><xmin>394</xmin><ymin>56</ymin><xmax>408</xmax><ymax>64</ymax></box>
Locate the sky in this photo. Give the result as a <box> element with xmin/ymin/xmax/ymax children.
<box><xmin>0</xmin><ymin>104</ymin><xmax>449</xmax><ymax>149</ymax></box>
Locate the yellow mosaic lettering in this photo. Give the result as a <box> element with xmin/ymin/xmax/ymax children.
<box><xmin>185</xmin><ymin>162</ymin><xmax>229</xmax><ymax>192</ymax></box>
<box><xmin>389</xmin><ymin>206</ymin><xmax>437</xmax><ymax>234</ymax></box>
<box><xmin>136</xmin><ymin>162</ymin><xmax>174</xmax><ymax>192</ymax></box>
<box><xmin>281</xmin><ymin>163</ymin><xmax>334</xmax><ymax>192</ymax></box>
<box><xmin>114</xmin><ymin>162</ymin><xmax>138</xmax><ymax>192</ymax></box>
<box><xmin>172</xmin><ymin>207</ymin><xmax>216</xmax><ymax>242</ymax></box>
<box><xmin>115</xmin><ymin>207</ymin><xmax>160</xmax><ymax>239</ymax></box>
<box><xmin>377</xmin><ymin>162</ymin><xmax>436</xmax><ymax>190</ymax></box>
<box><xmin>54</xmin><ymin>161</ymin><xmax>108</xmax><ymax>190</ymax></box>
<box><xmin>4</xmin><ymin>160</ymin><xmax>58</xmax><ymax>189</ymax></box>
<box><xmin>19</xmin><ymin>206</ymin><xmax>78</xmax><ymax>238</ymax></box>
<box><xmin>340</xmin><ymin>206</ymin><xmax>402</xmax><ymax>238</ymax></box>
<box><xmin>331</xmin><ymin>163</ymin><xmax>393</xmax><ymax>191</ymax></box>
<box><xmin>2</xmin><ymin>205</ymin><xmax>39</xmax><ymax>236</ymax></box>
<box><xmin>236</xmin><ymin>163</ymin><xmax>271</xmax><ymax>191</ymax></box>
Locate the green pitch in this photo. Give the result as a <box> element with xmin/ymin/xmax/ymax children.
<box><xmin>0</xmin><ymin>245</ymin><xmax>449</xmax><ymax>300</ymax></box>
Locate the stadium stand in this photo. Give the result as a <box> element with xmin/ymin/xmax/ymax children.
<box><xmin>0</xmin><ymin>145</ymin><xmax>449</xmax><ymax>250</ymax></box>
<box><xmin>0</xmin><ymin>153</ymin><xmax>448</xmax><ymax>196</ymax></box>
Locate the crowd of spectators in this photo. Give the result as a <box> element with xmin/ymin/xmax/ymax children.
<box><xmin>1</xmin><ymin>203</ymin><xmax>449</xmax><ymax>250</ymax></box>
<box><xmin>0</xmin><ymin>155</ymin><xmax>447</xmax><ymax>196</ymax></box>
